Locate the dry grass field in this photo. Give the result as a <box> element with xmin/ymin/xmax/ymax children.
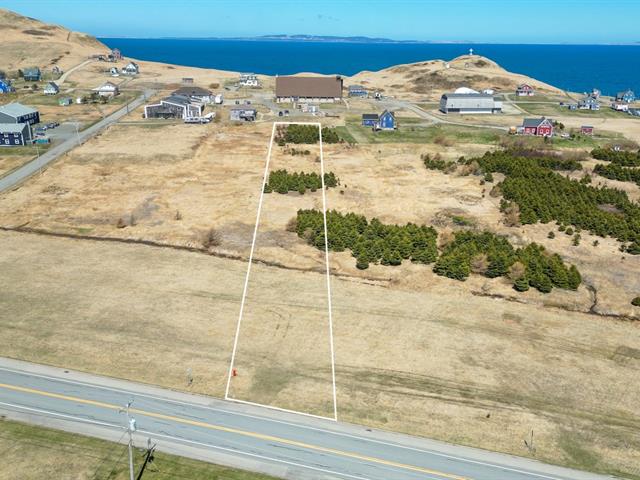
<box><xmin>1</xmin><ymin>230</ymin><xmax>639</xmax><ymax>478</ymax></box>
<box><xmin>2</xmin><ymin>119</ymin><xmax>638</xmax><ymax>319</ymax></box>
<box><xmin>2</xmin><ymin>8</ymin><xmax>640</xmax><ymax>478</ymax></box>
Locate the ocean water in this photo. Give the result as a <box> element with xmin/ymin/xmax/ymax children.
<box><xmin>99</xmin><ymin>38</ymin><xmax>640</xmax><ymax>97</ymax></box>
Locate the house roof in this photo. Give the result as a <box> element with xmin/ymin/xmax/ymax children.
<box><xmin>276</xmin><ymin>76</ymin><xmax>343</xmax><ymax>98</ymax></box>
<box><xmin>581</xmin><ymin>125</ymin><xmax>594</xmax><ymax>129</ymax></box>
<box><xmin>0</xmin><ymin>123</ymin><xmax>28</xmax><ymax>133</ymax></box>
<box><xmin>522</xmin><ymin>118</ymin><xmax>548</xmax><ymax>128</ymax></box>
<box><xmin>349</xmin><ymin>85</ymin><xmax>366</xmax><ymax>91</ymax></box>
<box><xmin>163</xmin><ymin>94</ymin><xmax>192</xmax><ymax>106</ymax></box>
<box><xmin>380</xmin><ymin>109</ymin><xmax>395</xmax><ymax>118</ymax></box>
<box><xmin>94</xmin><ymin>81</ymin><xmax>118</xmax><ymax>91</ymax></box>
<box><xmin>442</xmin><ymin>93</ymin><xmax>493</xmax><ymax>99</ymax></box>
<box><xmin>45</xmin><ymin>82</ymin><xmax>59</xmax><ymax>89</ymax></box>
<box><xmin>172</xmin><ymin>86</ymin><xmax>212</xmax><ymax>97</ymax></box>
<box><xmin>517</xmin><ymin>84</ymin><xmax>533</xmax><ymax>89</ymax></box>
<box><xmin>23</xmin><ymin>67</ymin><xmax>40</xmax><ymax>75</ymax></box>
<box><xmin>0</xmin><ymin>102</ymin><xmax>38</xmax><ymax>118</ymax></box>
<box><xmin>362</xmin><ymin>113</ymin><xmax>379</xmax><ymax>120</ymax></box>
<box><xmin>230</xmin><ymin>106</ymin><xmax>257</xmax><ymax>112</ymax></box>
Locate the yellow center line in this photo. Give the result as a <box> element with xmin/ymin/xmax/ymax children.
<box><xmin>0</xmin><ymin>382</ymin><xmax>470</xmax><ymax>480</ymax></box>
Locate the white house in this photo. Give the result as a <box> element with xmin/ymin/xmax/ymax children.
<box><xmin>109</xmin><ymin>67</ymin><xmax>119</xmax><ymax>76</ymax></box>
<box><xmin>43</xmin><ymin>82</ymin><xmax>59</xmax><ymax>95</ymax></box>
<box><xmin>239</xmin><ymin>73</ymin><xmax>259</xmax><ymax>87</ymax></box>
<box><xmin>122</xmin><ymin>62</ymin><xmax>139</xmax><ymax>75</ymax></box>
<box><xmin>93</xmin><ymin>81</ymin><xmax>120</xmax><ymax>97</ymax></box>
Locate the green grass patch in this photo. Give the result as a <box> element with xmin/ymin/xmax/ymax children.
<box><xmin>343</xmin><ymin>119</ymin><xmax>505</xmax><ymax>145</ymax></box>
<box><xmin>334</xmin><ymin>126</ymin><xmax>358</xmax><ymax>144</ymax></box>
<box><xmin>516</xmin><ymin>102</ymin><xmax>634</xmax><ymax>119</ymax></box>
<box><xmin>0</xmin><ymin>418</ymin><xmax>279</xmax><ymax>480</ymax></box>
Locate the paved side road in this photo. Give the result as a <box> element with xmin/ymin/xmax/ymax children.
<box><xmin>0</xmin><ymin>89</ymin><xmax>153</xmax><ymax>193</ymax></box>
<box><xmin>0</xmin><ymin>358</ymin><xmax>616</xmax><ymax>480</ymax></box>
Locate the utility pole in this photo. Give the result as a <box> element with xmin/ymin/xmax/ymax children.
<box><xmin>119</xmin><ymin>401</ymin><xmax>136</xmax><ymax>480</ymax></box>
<box><xmin>136</xmin><ymin>439</ymin><xmax>156</xmax><ymax>480</ymax></box>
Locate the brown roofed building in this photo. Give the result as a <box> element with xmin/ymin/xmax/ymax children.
<box><xmin>275</xmin><ymin>76</ymin><xmax>343</xmax><ymax>103</ymax></box>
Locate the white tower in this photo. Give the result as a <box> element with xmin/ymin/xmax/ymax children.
<box><xmin>469</xmin><ymin>48</ymin><xmax>474</xmax><ymax>56</ymax></box>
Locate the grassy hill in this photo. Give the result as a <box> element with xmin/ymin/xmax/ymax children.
<box><xmin>0</xmin><ymin>8</ymin><xmax>107</xmax><ymax>72</ymax></box>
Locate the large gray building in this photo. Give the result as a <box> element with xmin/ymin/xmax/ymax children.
<box><xmin>0</xmin><ymin>102</ymin><xmax>40</xmax><ymax>125</ymax></box>
<box><xmin>0</xmin><ymin>123</ymin><xmax>32</xmax><ymax>146</ymax></box>
<box><xmin>439</xmin><ymin>93</ymin><xmax>502</xmax><ymax>114</ymax></box>
<box><xmin>143</xmin><ymin>95</ymin><xmax>203</xmax><ymax>119</ymax></box>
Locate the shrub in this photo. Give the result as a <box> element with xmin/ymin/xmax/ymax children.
<box><xmin>632</xmin><ymin>297</ymin><xmax>640</xmax><ymax>307</ymax></box>
<box><xmin>433</xmin><ymin>231</ymin><xmax>580</xmax><ymax>293</ymax></box>
<box><xmin>264</xmin><ymin>170</ymin><xmax>338</xmax><ymax>194</ymax></box>
<box><xmin>202</xmin><ymin>228</ymin><xmax>221</xmax><ymax>248</ymax></box>
<box><xmin>296</xmin><ymin>209</ymin><xmax>438</xmax><ymax>270</ymax></box>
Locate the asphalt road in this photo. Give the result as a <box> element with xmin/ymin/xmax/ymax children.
<box><xmin>0</xmin><ymin>89</ymin><xmax>153</xmax><ymax>193</ymax></box>
<box><xmin>0</xmin><ymin>358</ymin><xmax>614</xmax><ymax>480</ymax></box>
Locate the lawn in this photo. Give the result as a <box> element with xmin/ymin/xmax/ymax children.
<box><xmin>516</xmin><ymin>101</ymin><xmax>635</xmax><ymax>119</ymax></box>
<box><xmin>342</xmin><ymin>118</ymin><xmax>505</xmax><ymax>145</ymax></box>
<box><xmin>0</xmin><ymin>418</ymin><xmax>279</xmax><ymax>480</ymax></box>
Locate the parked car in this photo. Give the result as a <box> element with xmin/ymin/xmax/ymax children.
<box><xmin>46</xmin><ymin>122</ymin><xmax>59</xmax><ymax>129</ymax></box>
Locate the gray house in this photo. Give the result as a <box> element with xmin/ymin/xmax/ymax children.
<box><xmin>23</xmin><ymin>67</ymin><xmax>41</xmax><ymax>81</ymax></box>
<box><xmin>144</xmin><ymin>95</ymin><xmax>203</xmax><ymax>119</ymax></box>
<box><xmin>0</xmin><ymin>103</ymin><xmax>40</xmax><ymax>125</ymax></box>
<box><xmin>230</xmin><ymin>106</ymin><xmax>257</xmax><ymax>121</ymax></box>
<box><xmin>0</xmin><ymin>123</ymin><xmax>32</xmax><ymax>146</ymax></box>
<box><xmin>578</xmin><ymin>96</ymin><xmax>600</xmax><ymax>111</ymax></box>
<box><xmin>439</xmin><ymin>93</ymin><xmax>502</xmax><ymax>114</ymax></box>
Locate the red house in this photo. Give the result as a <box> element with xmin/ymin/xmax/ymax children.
<box><xmin>516</xmin><ymin>84</ymin><xmax>535</xmax><ymax>96</ymax></box>
<box><xmin>522</xmin><ymin>117</ymin><xmax>554</xmax><ymax>136</ymax></box>
<box><xmin>581</xmin><ymin>125</ymin><xmax>594</xmax><ymax>136</ymax></box>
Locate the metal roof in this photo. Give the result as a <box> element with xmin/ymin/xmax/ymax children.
<box><xmin>276</xmin><ymin>76</ymin><xmax>343</xmax><ymax>98</ymax></box>
<box><xmin>349</xmin><ymin>85</ymin><xmax>366</xmax><ymax>90</ymax></box>
<box><xmin>362</xmin><ymin>113</ymin><xmax>379</xmax><ymax>120</ymax></box>
<box><xmin>0</xmin><ymin>102</ymin><xmax>38</xmax><ymax>118</ymax></box>
<box><xmin>0</xmin><ymin>123</ymin><xmax>28</xmax><ymax>133</ymax></box>
<box><xmin>522</xmin><ymin>118</ymin><xmax>546</xmax><ymax>128</ymax></box>
<box><xmin>172</xmin><ymin>86</ymin><xmax>212</xmax><ymax>97</ymax></box>
<box><xmin>442</xmin><ymin>93</ymin><xmax>494</xmax><ymax>99</ymax></box>
<box><xmin>163</xmin><ymin>95</ymin><xmax>192</xmax><ymax>106</ymax></box>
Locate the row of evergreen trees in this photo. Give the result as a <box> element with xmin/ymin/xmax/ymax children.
<box><xmin>593</xmin><ymin>163</ymin><xmax>640</xmax><ymax>186</ymax></box>
<box><xmin>422</xmin><ymin>153</ymin><xmax>455</xmax><ymax>171</ymax></box>
<box><xmin>471</xmin><ymin>150</ymin><xmax>640</xmax><ymax>253</ymax></box>
<box><xmin>275</xmin><ymin>125</ymin><xmax>341</xmax><ymax>145</ymax></box>
<box><xmin>294</xmin><ymin>209</ymin><xmax>581</xmax><ymax>293</ymax></box>
<box><xmin>591</xmin><ymin>147</ymin><xmax>640</xmax><ymax>167</ymax></box>
<box><xmin>264</xmin><ymin>170</ymin><xmax>338</xmax><ymax>194</ymax></box>
<box><xmin>433</xmin><ymin>231</ymin><xmax>581</xmax><ymax>293</ymax></box>
<box><xmin>295</xmin><ymin>210</ymin><xmax>438</xmax><ymax>270</ymax></box>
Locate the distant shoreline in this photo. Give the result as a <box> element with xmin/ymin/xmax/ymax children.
<box><xmin>98</xmin><ymin>36</ymin><xmax>640</xmax><ymax>46</ymax></box>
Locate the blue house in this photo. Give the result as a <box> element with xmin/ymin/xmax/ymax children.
<box><xmin>377</xmin><ymin>110</ymin><xmax>397</xmax><ymax>130</ymax></box>
<box><xmin>348</xmin><ymin>85</ymin><xmax>368</xmax><ymax>97</ymax></box>
<box><xmin>616</xmin><ymin>89</ymin><xmax>635</xmax><ymax>103</ymax></box>
<box><xmin>362</xmin><ymin>110</ymin><xmax>397</xmax><ymax>130</ymax></box>
<box><xmin>0</xmin><ymin>79</ymin><xmax>13</xmax><ymax>94</ymax></box>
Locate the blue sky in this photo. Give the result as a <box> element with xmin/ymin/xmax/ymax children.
<box><xmin>2</xmin><ymin>0</ymin><xmax>639</xmax><ymax>44</ymax></box>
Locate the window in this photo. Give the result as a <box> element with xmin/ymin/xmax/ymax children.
<box><xmin>4</xmin><ymin>139</ymin><xmax>9</xmax><ymax>145</ymax></box>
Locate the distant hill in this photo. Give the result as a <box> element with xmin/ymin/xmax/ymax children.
<box><xmin>257</xmin><ymin>34</ymin><xmax>423</xmax><ymax>44</ymax></box>
<box><xmin>0</xmin><ymin>8</ymin><xmax>108</xmax><ymax>71</ymax></box>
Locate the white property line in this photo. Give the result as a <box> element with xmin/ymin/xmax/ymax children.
<box><xmin>224</xmin><ymin>122</ymin><xmax>338</xmax><ymax>422</ymax></box>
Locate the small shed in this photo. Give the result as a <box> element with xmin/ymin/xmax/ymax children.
<box><xmin>580</xmin><ymin>125</ymin><xmax>594</xmax><ymax>135</ymax></box>
<box><xmin>59</xmin><ymin>97</ymin><xmax>73</xmax><ymax>106</ymax></box>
